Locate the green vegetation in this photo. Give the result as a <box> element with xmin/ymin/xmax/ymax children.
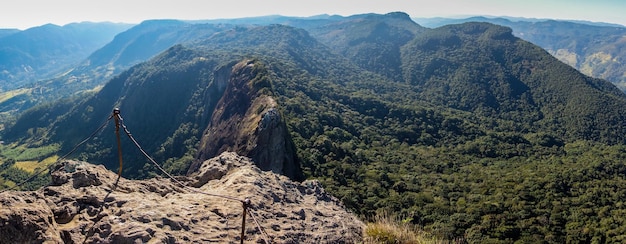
<box><xmin>271</xmin><ymin>22</ymin><xmax>626</xmax><ymax>242</ymax></box>
<box><xmin>0</xmin><ymin>21</ymin><xmax>233</xmax><ymax>129</ymax></box>
<box><xmin>417</xmin><ymin>16</ymin><xmax>626</xmax><ymax>92</ymax></box>
<box><xmin>4</xmin><ymin>15</ymin><xmax>626</xmax><ymax>243</ymax></box>
<box><xmin>305</xmin><ymin>12</ymin><xmax>425</xmax><ymax>83</ymax></box>
<box><xmin>0</xmin><ymin>144</ymin><xmax>57</xmax><ymax>190</ymax></box>
<box><xmin>0</xmin><ymin>143</ymin><xmax>59</xmax><ymax>161</ymax></box>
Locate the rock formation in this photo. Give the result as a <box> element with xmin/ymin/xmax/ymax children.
<box><xmin>193</xmin><ymin>59</ymin><xmax>302</xmax><ymax>180</ymax></box>
<box><xmin>0</xmin><ymin>152</ymin><xmax>363</xmax><ymax>243</ymax></box>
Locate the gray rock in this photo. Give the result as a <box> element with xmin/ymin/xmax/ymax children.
<box><xmin>0</xmin><ymin>152</ymin><xmax>363</xmax><ymax>243</ymax></box>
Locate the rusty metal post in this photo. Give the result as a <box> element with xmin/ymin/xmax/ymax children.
<box><xmin>240</xmin><ymin>198</ymin><xmax>251</xmax><ymax>244</ymax></box>
<box><xmin>112</xmin><ymin>108</ymin><xmax>123</xmax><ymax>187</ymax></box>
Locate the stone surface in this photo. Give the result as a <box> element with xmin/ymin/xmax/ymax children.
<box><xmin>0</xmin><ymin>152</ymin><xmax>363</xmax><ymax>243</ymax></box>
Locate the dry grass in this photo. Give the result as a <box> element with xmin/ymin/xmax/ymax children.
<box><xmin>13</xmin><ymin>160</ymin><xmax>39</xmax><ymax>173</ymax></box>
<box><xmin>2</xmin><ymin>180</ymin><xmax>15</xmax><ymax>188</ymax></box>
<box><xmin>13</xmin><ymin>155</ymin><xmax>58</xmax><ymax>173</ymax></box>
<box><xmin>40</xmin><ymin>155</ymin><xmax>59</xmax><ymax>165</ymax></box>
<box><xmin>363</xmin><ymin>213</ymin><xmax>445</xmax><ymax>244</ymax></box>
<box><xmin>0</xmin><ymin>88</ymin><xmax>31</xmax><ymax>104</ymax></box>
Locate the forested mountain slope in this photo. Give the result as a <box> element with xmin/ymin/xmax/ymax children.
<box><xmin>417</xmin><ymin>16</ymin><xmax>626</xmax><ymax>91</ymax></box>
<box><xmin>4</xmin><ymin>13</ymin><xmax>626</xmax><ymax>242</ymax></box>
<box><xmin>0</xmin><ymin>21</ymin><xmax>232</xmax><ymax>126</ymax></box>
<box><xmin>401</xmin><ymin>22</ymin><xmax>626</xmax><ymax>144</ymax></box>
<box><xmin>5</xmin><ymin>24</ymin><xmax>359</xmax><ymax>178</ymax></box>
<box><xmin>199</xmin><ymin>12</ymin><xmax>427</xmax><ymax>82</ymax></box>
<box><xmin>301</xmin><ymin>12</ymin><xmax>426</xmax><ymax>82</ymax></box>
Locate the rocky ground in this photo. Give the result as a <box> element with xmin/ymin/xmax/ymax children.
<box><xmin>0</xmin><ymin>152</ymin><xmax>364</xmax><ymax>243</ymax></box>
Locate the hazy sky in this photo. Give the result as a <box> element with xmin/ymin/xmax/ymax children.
<box><xmin>1</xmin><ymin>0</ymin><xmax>625</xmax><ymax>29</ymax></box>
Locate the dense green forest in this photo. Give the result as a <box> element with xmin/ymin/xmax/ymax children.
<box><xmin>417</xmin><ymin>16</ymin><xmax>626</xmax><ymax>91</ymax></box>
<box><xmin>3</xmin><ymin>13</ymin><xmax>626</xmax><ymax>243</ymax></box>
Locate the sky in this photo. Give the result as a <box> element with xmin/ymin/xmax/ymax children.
<box><xmin>1</xmin><ymin>0</ymin><xmax>625</xmax><ymax>30</ymax></box>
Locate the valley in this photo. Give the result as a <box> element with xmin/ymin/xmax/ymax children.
<box><xmin>1</xmin><ymin>12</ymin><xmax>626</xmax><ymax>242</ymax></box>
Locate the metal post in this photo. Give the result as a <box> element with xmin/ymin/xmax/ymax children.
<box><xmin>241</xmin><ymin>198</ymin><xmax>251</xmax><ymax>244</ymax></box>
<box><xmin>113</xmin><ymin>108</ymin><xmax>123</xmax><ymax>187</ymax></box>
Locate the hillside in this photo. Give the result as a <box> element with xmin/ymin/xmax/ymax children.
<box><xmin>197</xmin><ymin>12</ymin><xmax>428</xmax><ymax>82</ymax></box>
<box><xmin>4</xmin><ymin>13</ymin><xmax>626</xmax><ymax>242</ymax></box>
<box><xmin>0</xmin><ymin>29</ymin><xmax>19</xmax><ymax>39</ymax></box>
<box><xmin>401</xmin><ymin>22</ymin><xmax>626</xmax><ymax>143</ymax></box>
<box><xmin>416</xmin><ymin>16</ymin><xmax>626</xmax><ymax>91</ymax></box>
<box><xmin>5</xmin><ymin>14</ymin><xmax>626</xmax><ymax>128</ymax></box>
<box><xmin>302</xmin><ymin>12</ymin><xmax>426</xmax><ymax>82</ymax></box>
<box><xmin>0</xmin><ymin>22</ymin><xmax>132</xmax><ymax>90</ymax></box>
<box><xmin>4</xmin><ymin>23</ymin><xmax>371</xmax><ymax>178</ymax></box>
<box><xmin>0</xmin><ymin>21</ymin><xmax>232</xmax><ymax>128</ymax></box>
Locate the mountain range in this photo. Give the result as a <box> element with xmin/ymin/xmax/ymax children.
<box><xmin>2</xmin><ymin>12</ymin><xmax>626</xmax><ymax>242</ymax></box>
<box><xmin>2</xmin><ymin>14</ymin><xmax>626</xmax><ymax>126</ymax></box>
<box><xmin>416</xmin><ymin>16</ymin><xmax>626</xmax><ymax>91</ymax></box>
<box><xmin>0</xmin><ymin>22</ymin><xmax>132</xmax><ymax>89</ymax></box>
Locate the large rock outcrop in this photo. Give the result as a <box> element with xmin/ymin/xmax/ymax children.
<box><xmin>193</xmin><ymin>59</ymin><xmax>302</xmax><ymax>180</ymax></box>
<box><xmin>0</xmin><ymin>152</ymin><xmax>363</xmax><ymax>243</ymax></box>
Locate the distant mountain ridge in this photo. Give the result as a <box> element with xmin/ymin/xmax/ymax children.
<box><xmin>0</xmin><ymin>29</ymin><xmax>19</xmax><ymax>39</ymax></box>
<box><xmin>0</xmin><ymin>22</ymin><xmax>132</xmax><ymax>90</ymax></box>
<box><xmin>301</xmin><ymin>12</ymin><xmax>426</xmax><ymax>82</ymax></box>
<box><xmin>415</xmin><ymin>16</ymin><xmax>626</xmax><ymax>28</ymax></box>
<box><xmin>415</xmin><ymin>16</ymin><xmax>626</xmax><ymax>91</ymax></box>
<box><xmin>3</xmin><ymin>13</ymin><xmax>625</xmax><ymax>127</ymax></box>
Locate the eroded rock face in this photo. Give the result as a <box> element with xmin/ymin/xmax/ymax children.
<box><xmin>193</xmin><ymin>59</ymin><xmax>302</xmax><ymax>181</ymax></box>
<box><xmin>0</xmin><ymin>152</ymin><xmax>363</xmax><ymax>243</ymax></box>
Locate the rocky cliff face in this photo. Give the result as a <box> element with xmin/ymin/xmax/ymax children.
<box><xmin>193</xmin><ymin>59</ymin><xmax>302</xmax><ymax>180</ymax></box>
<box><xmin>0</xmin><ymin>152</ymin><xmax>363</xmax><ymax>243</ymax></box>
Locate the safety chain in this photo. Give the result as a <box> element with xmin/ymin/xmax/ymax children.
<box><xmin>1</xmin><ymin>108</ymin><xmax>272</xmax><ymax>243</ymax></box>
